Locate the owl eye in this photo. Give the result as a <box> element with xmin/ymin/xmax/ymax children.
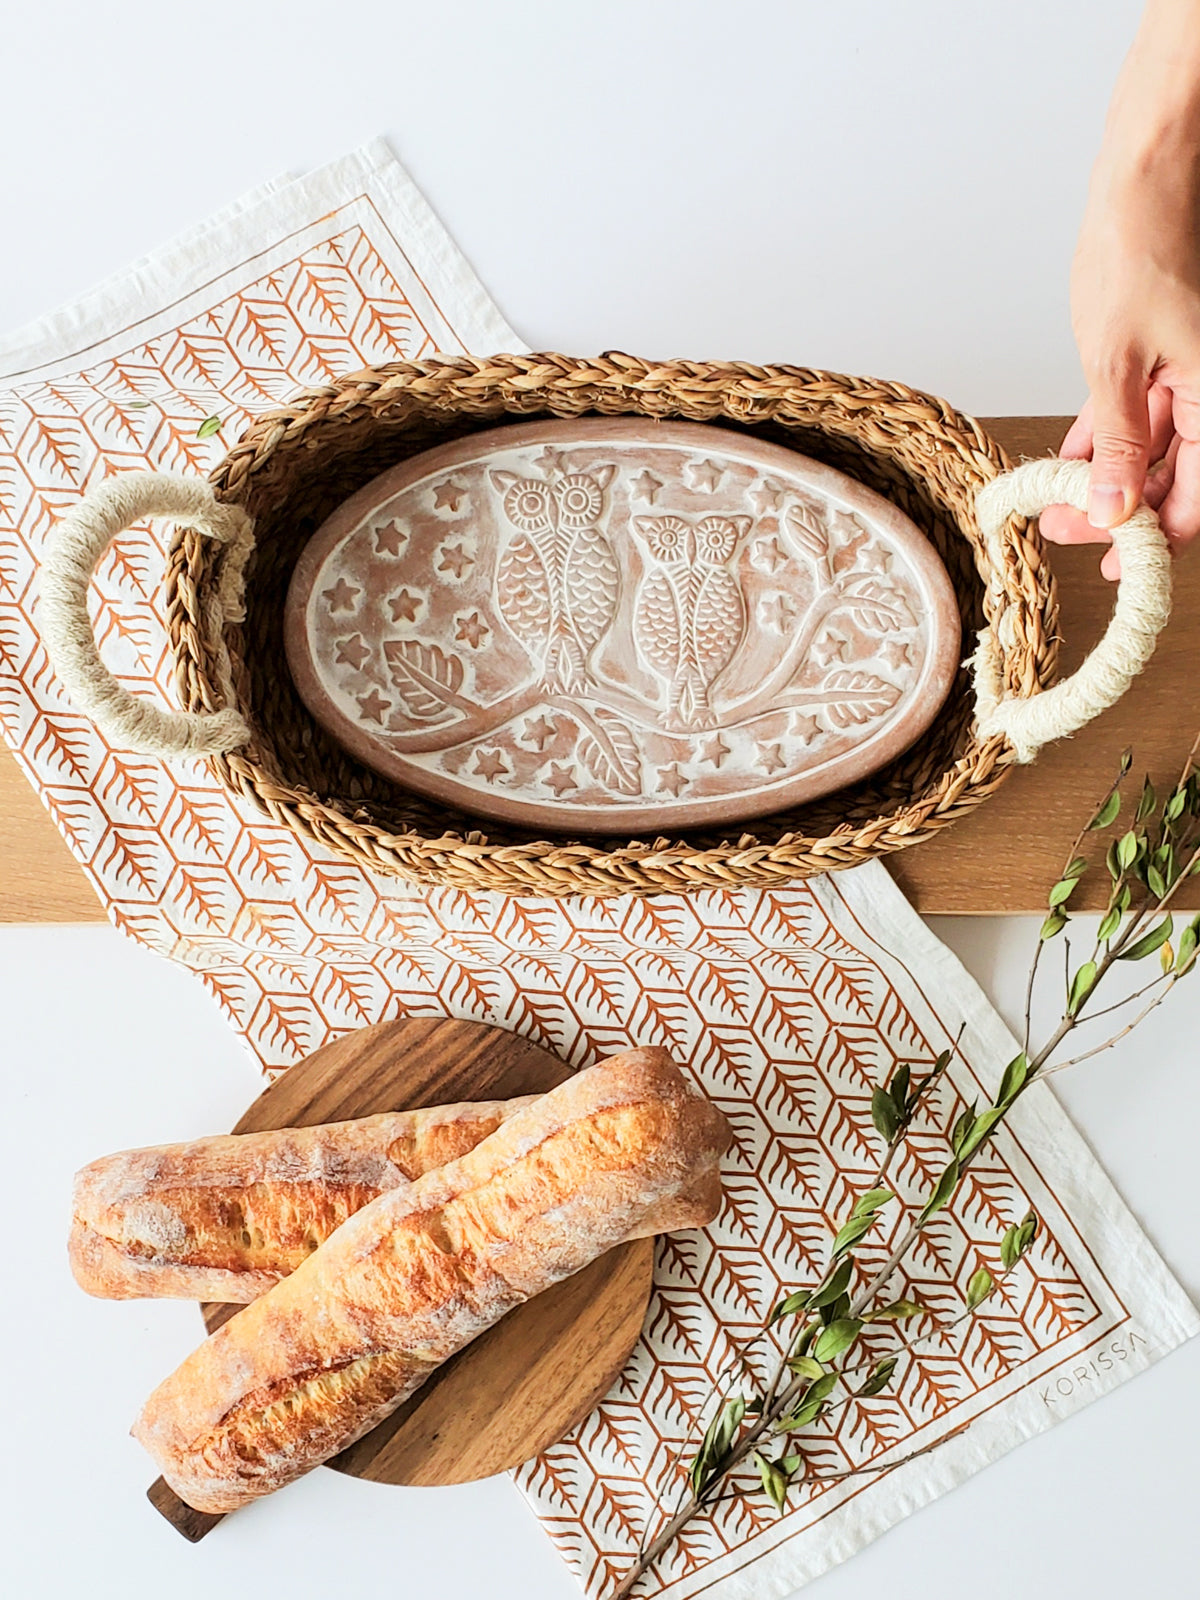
<box><xmin>503</xmin><ymin>480</ymin><xmax>553</xmax><ymax>532</ymax></box>
<box><xmin>555</xmin><ymin>473</ymin><xmax>604</xmax><ymax>529</ymax></box>
<box><xmin>695</xmin><ymin>517</ymin><xmax>737</xmax><ymax>563</ymax></box>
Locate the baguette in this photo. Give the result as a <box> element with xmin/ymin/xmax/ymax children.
<box><xmin>133</xmin><ymin>1047</ymin><xmax>729</xmax><ymax>1512</ymax></box>
<box><xmin>70</xmin><ymin>1098</ymin><xmax>536</xmax><ymax>1303</ymax></box>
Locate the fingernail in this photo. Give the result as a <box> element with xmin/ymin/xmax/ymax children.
<box><xmin>1087</xmin><ymin>484</ymin><xmax>1125</xmax><ymax>529</ymax></box>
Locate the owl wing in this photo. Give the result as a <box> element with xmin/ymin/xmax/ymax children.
<box><xmin>496</xmin><ymin>533</ymin><xmax>552</xmax><ymax>656</ymax></box>
<box><xmin>564</xmin><ymin>526</ymin><xmax>620</xmax><ymax>652</ymax></box>
<box><xmin>693</xmin><ymin>568</ymin><xmax>746</xmax><ymax>683</ymax></box>
<box><xmin>633</xmin><ymin>568</ymin><xmax>682</xmax><ymax>679</ymax></box>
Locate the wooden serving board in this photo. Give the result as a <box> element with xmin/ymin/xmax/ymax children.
<box><xmin>4</xmin><ymin>417</ymin><xmax>1199</xmax><ymax>916</ymax></box>
<box><xmin>147</xmin><ymin>1016</ymin><xmax>655</xmax><ymax>1541</ymax></box>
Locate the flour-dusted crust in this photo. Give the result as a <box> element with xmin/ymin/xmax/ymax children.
<box><xmin>133</xmin><ymin>1048</ymin><xmax>730</xmax><ymax>1512</ymax></box>
<box><xmin>70</xmin><ymin>1099</ymin><xmax>535</xmax><ymax>1302</ymax></box>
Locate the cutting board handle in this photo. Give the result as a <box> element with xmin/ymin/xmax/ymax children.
<box><xmin>971</xmin><ymin>457</ymin><xmax>1172</xmax><ymax>762</ymax></box>
<box><xmin>147</xmin><ymin>1476</ymin><xmax>226</xmax><ymax>1542</ymax></box>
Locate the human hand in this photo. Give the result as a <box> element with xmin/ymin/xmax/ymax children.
<box><xmin>1040</xmin><ymin>1</ymin><xmax>1200</xmax><ymax>580</ymax></box>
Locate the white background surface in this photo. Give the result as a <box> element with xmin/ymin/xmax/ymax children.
<box><xmin>1</xmin><ymin>3</ymin><xmax>1197</xmax><ymax>1598</ymax></box>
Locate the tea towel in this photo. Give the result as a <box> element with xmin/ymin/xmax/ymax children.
<box><xmin>0</xmin><ymin>139</ymin><xmax>1195</xmax><ymax>1600</ymax></box>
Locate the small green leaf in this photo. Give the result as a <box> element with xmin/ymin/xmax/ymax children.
<box><xmin>1048</xmin><ymin>876</ymin><xmax>1080</xmax><ymax>909</ymax></box>
<box><xmin>1040</xmin><ymin>908</ymin><xmax>1068</xmax><ymax>941</ymax></box>
<box><xmin>1119</xmin><ymin>748</ymin><xmax>1134</xmax><ymax>776</ymax></box>
<box><xmin>1176</xmin><ymin>922</ymin><xmax>1198</xmax><ymax>974</ymax></box>
<box><xmin>830</xmin><ymin>1213</ymin><xmax>875</xmax><ymax>1258</ymax></box>
<box><xmin>818</xmin><ymin>1292</ymin><xmax>851</xmax><ymax>1326</ymax></box>
<box><xmin>870</xmin><ymin>1086</ymin><xmax>901</xmax><ymax>1140</ymax></box>
<box><xmin>127</xmin><ymin>399</ymin><xmax>152</xmax><ymax>410</ymax></box>
<box><xmin>866</xmin><ymin>1298</ymin><xmax>929</xmax><ymax>1321</ymax></box>
<box><xmin>780</xmin><ymin>1452</ymin><xmax>804</xmax><ymax>1476</ymax></box>
<box><xmin>1000</xmin><ymin>1224</ymin><xmax>1022</xmax><ymax>1270</ymax></box>
<box><xmin>788</xmin><ymin>1355</ymin><xmax>825</xmax><ymax>1382</ymax></box>
<box><xmin>891</xmin><ymin>1063</ymin><xmax>911</xmax><ymax>1110</ymax></box>
<box><xmin>1090</xmin><ymin>790</ymin><xmax>1121</xmax><ymax>830</ymax></box>
<box><xmin>1148</xmin><ymin>865</ymin><xmax>1168</xmax><ymax>898</ymax></box>
<box><xmin>1097</xmin><ymin>904</ymin><xmax>1122</xmax><ymax>943</ymax></box>
<box><xmin>958</xmin><ymin>1105</ymin><xmax>1005</xmax><ymax>1159</ymax></box>
<box><xmin>754</xmin><ymin>1451</ymin><xmax>789</xmax><ymax>1513</ymax></box>
<box><xmin>857</xmin><ymin>1355</ymin><xmax>899</xmax><ymax>1397</ymax></box>
<box><xmin>776</xmin><ymin>1373</ymin><xmax>840</xmax><ymax>1430</ymax></box>
<box><xmin>1117</xmin><ymin>915</ymin><xmax>1173</xmax><ymax>963</ymax></box>
<box><xmin>1136</xmin><ymin>778</ymin><xmax>1157</xmax><ymax>822</ymax></box>
<box><xmin>1016</xmin><ymin>1211</ymin><xmax>1039</xmax><ymax>1255</ymax></box>
<box><xmin>689</xmin><ymin>1395</ymin><xmax>746</xmax><ymax>1494</ymax></box>
<box><xmin>996</xmin><ymin>1052</ymin><xmax>1028</xmax><ymax>1105</ymax></box>
<box><xmin>1067</xmin><ymin>959</ymin><xmax>1098</xmax><ymax>1015</ymax></box>
<box><xmin>966</xmin><ymin>1267</ymin><xmax>994</xmax><ymax>1310</ymax></box>
<box><xmin>769</xmin><ymin>1289</ymin><xmax>810</xmax><ymax>1326</ymax></box>
<box><xmin>1106</xmin><ymin>840</ymin><xmax>1121</xmax><ymax>880</ymax></box>
<box><xmin>919</xmin><ymin>1158</ymin><xmax>961</xmax><ymax>1225</ymax></box>
<box><xmin>852</xmin><ymin>1187</ymin><xmax>894</xmax><ymax>1217</ymax></box>
<box><xmin>1116</xmin><ymin>830</ymin><xmax>1139</xmax><ymax>870</ymax></box>
<box><xmin>813</xmin><ymin>1317</ymin><xmax>863</xmax><ymax>1364</ymax></box>
<box><xmin>807</xmin><ymin>1258</ymin><xmax>853</xmax><ymax>1311</ymax></box>
<box><xmin>1165</xmin><ymin>788</ymin><xmax>1188</xmax><ymax>823</ymax></box>
<box><xmin>196</xmin><ymin>413</ymin><xmax>224</xmax><ymax>439</ymax></box>
<box><xmin>952</xmin><ymin>1105</ymin><xmax>978</xmax><ymax>1157</ymax></box>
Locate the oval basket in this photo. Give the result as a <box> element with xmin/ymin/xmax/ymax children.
<box><xmin>41</xmin><ymin>353</ymin><xmax>1174</xmax><ymax>897</ymax></box>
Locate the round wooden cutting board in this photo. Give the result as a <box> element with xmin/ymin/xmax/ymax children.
<box><xmin>148</xmin><ymin>1017</ymin><xmax>654</xmax><ymax>1539</ymax></box>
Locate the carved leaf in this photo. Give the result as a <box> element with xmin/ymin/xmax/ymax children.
<box><xmin>785</xmin><ymin>503</ymin><xmax>829</xmax><ymax>559</ymax></box>
<box><xmin>841</xmin><ymin>574</ymin><xmax>917</xmax><ymax>632</ymax></box>
<box><xmin>576</xmin><ymin>705</ymin><xmax>642</xmax><ymax>796</ymax></box>
<box><xmin>821</xmin><ymin>669</ymin><xmax>901</xmax><ymax>729</ymax></box>
<box><xmin>383</xmin><ymin>638</ymin><xmax>465</xmax><ymax>719</ymax></box>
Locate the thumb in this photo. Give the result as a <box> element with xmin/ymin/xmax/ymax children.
<box><xmin>1086</xmin><ymin>367</ymin><xmax>1152</xmax><ymax>529</ymax></box>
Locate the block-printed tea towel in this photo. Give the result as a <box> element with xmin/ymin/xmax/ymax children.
<box><xmin>0</xmin><ymin>140</ymin><xmax>1195</xmax><ymax>1600</ymax></box>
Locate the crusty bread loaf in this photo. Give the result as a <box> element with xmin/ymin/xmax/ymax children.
<box><xmin>70</xmin><ymin>1098</ymin><xmax>535</xmax><ymax>1302</ymax></box>
<box><xmin>133</xmin><ymin>1047</ymin><xmax>729</xmax><ymax>1512</ymax></box>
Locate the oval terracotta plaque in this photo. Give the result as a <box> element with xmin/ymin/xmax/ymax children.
<box><xmin>284</xmin><ymin>419</ymin><xmax>960</xmax><ymax>833</ymax></box>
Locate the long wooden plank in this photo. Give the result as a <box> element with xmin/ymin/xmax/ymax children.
<box><xmin>2</xmin><ymin>414</ymin><xmax>1196</xmax><ymax>919</ymax></box>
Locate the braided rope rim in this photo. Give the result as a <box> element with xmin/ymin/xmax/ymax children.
<box><xmin>162</xmin><ymin>354</ymin><xmax>1057</xmax><ymax>896</ymax></box>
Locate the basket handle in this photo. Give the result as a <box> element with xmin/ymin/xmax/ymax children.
<box><xmin>41</xmin><ymin>472</ymin><xmax>252</xmax><ymax>758</ymax></box>
<box><xmin>971</xmin><ymin>457</ymin><xmax>1172</xmax><ymax>763</ymax></box>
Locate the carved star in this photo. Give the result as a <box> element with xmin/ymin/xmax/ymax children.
<box><xmin>534</xmin><ymin>448</ymin><xmax>567</xmax><ymax>477</ymax></box>
<box><xmin>543</xmin><ymin>762</ymin><xmax>578</xmax><ymax>797</ymax></box>
<box><xmin>432</xmin><ymin>479</ymin><xmax>468</xmax><ymax>512</ymax></box>
<box><xmin>388</xmin><ymin>588</ymin><xmax>422</xmax><ymax>623</ymax></box>
<box><xmin>700</xmin><ymin>734</ymin><xmax>730</xmax><ymax>768</ymax></box>
<box><xmin>631</xmin><ymin>469</ymin><xmax>663</xmax><ymax>502</ymax></box>
<box><xmin>656</xmin><ymin>763</ymin><xmax>688</xmax><ymax>797</ymax></box>
<box><xmin>753</xmin><ymin>537</ymin><xmax>789</xmax><ymax>576</ymax></box>
<box><xmin>755</xmin><ymin>741</ymin><xmax>787</xmax><ymax>775</ymax></box>
<box><xmin>323</xmin><ymin>577</ymin><xmax>360</xmax><ymax>613</ymax></box>
<box><xmin>356</xmin><ymin>688</ymin><xmax>391</xmax><ymax>724</ymax></box>
<box><xmin>455</xmin><ymin>611</ymin><xmax>489</xmax><ymax>649</ymax></box>
<box><xmin>813</xmin><ymin>630</ymin><xmax>849</xmax><ymax>666</ymax></box>
<box><xmin>335</xmin><ymin>635</ymin><xmax>371</xmax><ymax>670</ymax></box>
<box><xmin>437</xmin><ymin>542</ymin><xmax>474</xmax><ymax>579</ymax></box>
<box><xmin>374</xmin><ymin>520</ymin><xmax>407</xmax><ymax>556</ymax></box>
<box><xmin>881</xmin><ymin>638</ymin><xmax>914</xmax><ymax>670</ymax></box>
<box><xmin>758</xmin><ymin>592</ymin><xmax>798</xmax><ymax>633</ymax></box>
<box><xmin>752</xmin><ymin>481</ymin><xmax>785</xmax><ymax>514</ymax></box>
<box><xmin>790</xmin><ymin>712</ymin><xmax>821</xmax><ymax>744</ymax></box>
<box><xmin>472</xmin><ymin>748</ymin><xmax>509</xmax><ymax>784</ymax></box>
<box><xmin>688</xmin><ymin>458</ymin><xmax>725</xmax><ymax>492</ymax></box>
<box><xmin>859</xmin><ymin>544</ymin><xmax>893</xmax><ymax>574</ymax></box>
<box><xmin>522</xmin><ymin>715</ymin><xmax>557</xmax><ymax>750</ymax></box>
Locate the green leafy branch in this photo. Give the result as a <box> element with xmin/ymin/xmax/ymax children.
<box><xmin>612</xmin><ymin>737</ymin><xmax>1200</xmax><ymax>1600</ymax></box>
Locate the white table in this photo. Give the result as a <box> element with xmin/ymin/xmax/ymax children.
<box><xmin>2</xmin><ymin>4</ymin><xmax>1196</xmax><ymax>1597</ymax></box>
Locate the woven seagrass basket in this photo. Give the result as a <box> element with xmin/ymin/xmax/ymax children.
<box><xmin>169</xmin><ymin>352</ymin><xmax>1069</xmax><ymax>895</ymax></box>
<box><xmin>53</xmin><ymin>352</ymin><xmax>1149</xmax><ymax>898</ymax></box>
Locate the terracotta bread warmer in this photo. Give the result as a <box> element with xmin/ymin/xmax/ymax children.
<box><xmin>39</xmin><ymin>353</ymin><xmax>1172</xmax><ymax>897</ymax></box>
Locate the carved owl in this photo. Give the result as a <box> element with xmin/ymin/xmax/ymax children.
<box><xmin>491</xmin><ymin>464</ymin><xmax>618</xmax><ymax>694</ymax></box>
<box><xmin>631</xmin><ymin>514</ymin><xmax>751</xmax><ymax>729</ymax></box>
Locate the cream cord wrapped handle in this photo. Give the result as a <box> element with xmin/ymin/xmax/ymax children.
<box><xmin>41</xmin><ymin>472</ymin><xmax>252</xmax><ymax>758</ymax></box>
<box><xmin>971</xmin><ymin>457</ymin><xmax>1172</xmax><ymax>763</ymax></box>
